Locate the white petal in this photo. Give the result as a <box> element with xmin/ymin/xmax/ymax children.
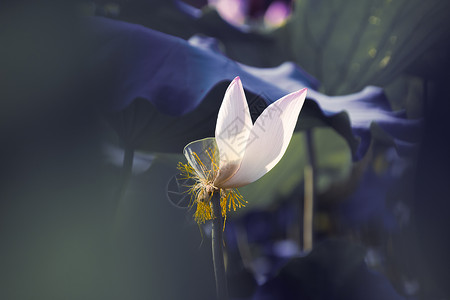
<box><xmin>183</xmin><ymin>138</ymin><xmax>219</xmax><ymax>180</ymax></box>
<box><xmin>218</xmin><ymin>88</ymin><xmax>307</xmax><ymax>188</ymax></box>
<box><xmin>214</xmin><ymin>77</ymin><xmax>253</xmax><ymax>185</ymax></box>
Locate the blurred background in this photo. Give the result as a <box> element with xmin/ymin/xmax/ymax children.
<box><xmin>1</xmin><ymin>0</ymin><xmax>450</xmax><ymax>299</ymax></box>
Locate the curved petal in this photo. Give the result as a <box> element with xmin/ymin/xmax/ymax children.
<box><xmin>219</xmin><ymin>88</ymin><xmax>307</xmax><ymax>188</ymax></box>
<box><xmin>183</xmin><ymin>138</ymin><xmax>219</xmax><ymax>180</ymax></box>
<box><xmin>214</xmin><ymin>77</ymin><xmax>253</xmax><ymax>185</ymax></box>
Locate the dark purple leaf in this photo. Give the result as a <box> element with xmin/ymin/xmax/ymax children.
<box><xmin>88</xmin><ymin>17</ymin><xmax>419</xmax><ymax>160</ymax></box>
<box><xmin>253</xmin><ymin>239</ymin><xmax>405</xmax><ymax>300</ymax></box>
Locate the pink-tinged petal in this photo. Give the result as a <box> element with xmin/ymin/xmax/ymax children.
<box><xmin>264</xmin><ymin>1</ymin><xmax>291</xmax><ymax>28</ymax></box>
<box><xmin>218</xmin><ymin>88</ymin><xmax>307</xmax><ymax>188</ymax></box>
<box><xmin>214</xmin><ymin>77</ymin><xmax>253</xmax><ymax>185</ymax></box>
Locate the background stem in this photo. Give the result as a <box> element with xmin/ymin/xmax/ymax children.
<box><xmin>211</xmin><ymin>192</ymin><xmax>228</xmax><ymax>300</ymax></box>
<box><xmin>303</xmin><ymin>129</ymin><xmax>316</xmax><ymax>252</ymax></box>
<box><xmin>115</xmin><ymin>146</ymin><xmax>134</xmax><ymax>228</ymax></box>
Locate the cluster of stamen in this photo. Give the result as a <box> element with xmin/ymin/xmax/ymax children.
<box><xmin>177</xmin><ymin>147</ymin><xmax>247</xmax><ymax>225</ymax></box>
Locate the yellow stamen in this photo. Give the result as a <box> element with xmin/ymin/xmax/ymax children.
<box><xmin>177</xmin><ymin>148</ymin><xmax>247</xmax><ymax>227</ymax></box>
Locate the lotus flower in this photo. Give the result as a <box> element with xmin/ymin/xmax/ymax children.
<box><xmin>178</xmin><ymin>76</ymin><xmax>307</xmax><ymax>223</ymax></box>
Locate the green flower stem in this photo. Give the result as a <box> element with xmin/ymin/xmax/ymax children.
<box><xmin>303</xmin><ymin>129</ymin><xmax>316</xmax><ymax>251</ymax></box>
<box><xmin>211</xmin><ymin>191</ymin><xmax>228</xmax><ymax>300</ymax></box>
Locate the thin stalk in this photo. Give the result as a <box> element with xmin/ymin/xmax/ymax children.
<box><xmin>115</xmin><ymin>146</ymin><xmax>134</xmax><ymax>227</ymax></box>
<box><xmin>303</xmin><ymin>129</ymin><xmax>316</xmax><ymax>252</ymax></box>
<box><xmin>211</xmin><ymin>192</ymin><xmax>228</xmax><ymax>300</ymax></box>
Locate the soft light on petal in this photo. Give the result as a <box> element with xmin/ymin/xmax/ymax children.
<box><xmin>214</xmin><ymin>77</ymin><xmax>253</xmax><ymax>185</ymax></box>
<box><xmin>183</xmin><ymin>138</ymin><xmax>219</xmax><ymax>180</ymax></box>
<box><xmin>219</xmin><ymin>88</ymin><xmax>307</xmax><ymax>188</ymax></box>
